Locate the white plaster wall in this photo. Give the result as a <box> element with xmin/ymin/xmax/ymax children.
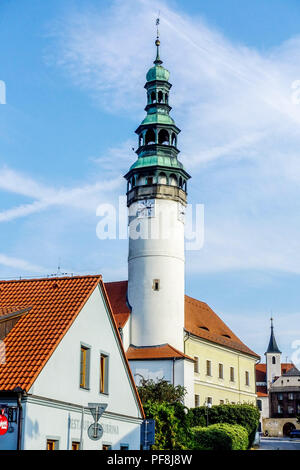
<box><xmin>22</xmin><ymin>400</ymin><xmax>140</xmax><ymax>450</ymax></box>
<box><xmin>30</xmin><ymin>285</ymin><xmax>142</xmax><ymax>420</ymax></box>
<box><xmin>128</xmin><ymin>198</ymin><xmax>185</xmax><ymax>350</ymax></box>
<box><xmin>272</xmin><ymin>374</ymin><xmax>300</xmax><ymax>388</ymax></box>
<box><xmin>266</xmin><ymin>353</ymin><xmax>281</xmax><ymax>389</ymax></box>
<box><xmin>122</xmin><ymin>318</ymin><xmax>131</xmax><ymax>352</ymax></box>
<box><xmin>129</xmin><ymin>359</ymin><xmax>173</xmax><ymax>385</ymax></box>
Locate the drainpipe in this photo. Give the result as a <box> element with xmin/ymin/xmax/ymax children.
<box><xmin>14</xmin><ymin>387</ymin><xmax>24</xmax><ymax>450</ymax></box>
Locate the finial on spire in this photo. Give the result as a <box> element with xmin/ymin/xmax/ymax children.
<box><xmin>154</xmin><ymin>15</ymin><xmax>163</xmax><ymax>65</ymax></box>
<box><xmin>270</xmin><ymin>317</ymin><xmax>274</xmax><ymax>328</ymax></box>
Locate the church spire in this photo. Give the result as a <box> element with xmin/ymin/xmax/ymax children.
<box><xmin>154</xmin><ymin>17</ymin><xmax>162</xmax><ymax>65</ymax></box>
<box><xmin>265</xmin><ymin>317</ymin><xmax>281</xmax><ymax>354</ymax></box>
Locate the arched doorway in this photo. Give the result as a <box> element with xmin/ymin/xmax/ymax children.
<box><xmin>283</xmin><ymin>422</ymin><xmax>296</xmax><ymax>437</ymax></box>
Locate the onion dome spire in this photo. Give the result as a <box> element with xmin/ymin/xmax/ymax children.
<box><xmin>265</xmin><ymin>317</ymin><xmax>281</xmax><ymax>354</ymax></box>
<box><xmin>154</xmin><ymin>17</ymin><xmax>162</xmax><ymax>65</ymax></box>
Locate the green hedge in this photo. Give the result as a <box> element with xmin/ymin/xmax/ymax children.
<box><xmin>189</xmin><ymin>404</ymin><xmax>260</xmax><ymax>447</ymax></box>
<box><xmin>192</xmin><ymin>423</ymin><xmax>249</xmax><ymax>450</ymax></box>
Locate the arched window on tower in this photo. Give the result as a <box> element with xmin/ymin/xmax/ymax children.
<box><xmin>158</xmin><ymin>91</ymin><xmax>163</xmax><ymax>103</ymax></box>
<box><xmin>158</xmin><ymin>129</ymin><xmax>170</xmax><ymax>145</ymax></box>
<box><xmin>139</xmin><ymin>134</ymin><xmax>143</xmax><ymax>147</ymax></box>
<box><xmin>179</xmin><ymin>177</ymin><xmax>183</xmax><ymax>189</ymax></box>
<box><xmin>171</xmin><ymin>133</ymin><xmax>177</xmax><ymax>147</ymax></box>
<box><xmin>151</xmin><ymin>91</ymin><xmax>156</xmax><ymax>103</ymax></box>
<box><xmin>272</xmin><ymin>356</ymin><xmax>276</xmax><ymax>364</ymax></box>
<box><xmin>158</xmin><ymin>172</ymin><xmax>167</xmax><ymax>184</ymax></box>
<box><xmin>145</xmin><ymin>128</ymin><xmax>156</xmax><ymax>145</ymax></box>
<box><xmin>165</xmin><ymin>93</ymin><xmax>169</xmax><ymax>103</ymax></box>
<box><xmin>169</xmin><ymin>174</ymin><xmax>177</xmax><ymax>186</ymax></box>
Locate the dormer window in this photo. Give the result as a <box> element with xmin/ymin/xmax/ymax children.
<box><xmin>0</xmin><ymin>307</ymin><xmax>30</xmax><ymax>341</ymax></box>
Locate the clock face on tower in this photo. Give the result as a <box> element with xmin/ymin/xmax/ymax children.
<box><xmin>137</xmin><ymin>199</ymin><xmax>155</xmax><ymax>218</ymax></box>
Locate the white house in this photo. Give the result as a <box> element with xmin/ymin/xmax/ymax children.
<box><xmin>0</xmin><ymin>275</ymin><xmax>144</xmax><ymax>450</ymax></box>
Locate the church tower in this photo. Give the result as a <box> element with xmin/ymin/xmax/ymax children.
<box><xmin>124</xmin><ymin>26</ymin><xmax>190</xmax><ymax>351</ymax></box>
<box><xmin>265</xmin><ymin>318</ymin><xmax>282</xmax><ymax>390</ymax></box>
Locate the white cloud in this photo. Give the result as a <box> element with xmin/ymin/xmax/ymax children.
<box><xmin>0</xmin><ymin>166</ymin><xmax>122</xmax><ymax>222</ymax></box>
<box><xmin>6</xmin><ymin>0</ymin><xmax>300</xmax><ymax>276</ymax></box>
<box><xmin>0</xmin><ymin>253</ymin><xmax>47</xmax><ymax>273</ymax></box>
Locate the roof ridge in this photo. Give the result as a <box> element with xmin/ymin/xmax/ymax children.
<box><xmin>0</xmin><ymin>274</ymin><xmax>102</xmax><ymax>284</ymax></box>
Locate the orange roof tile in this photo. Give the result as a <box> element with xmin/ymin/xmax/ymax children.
<box><xmin>0</xmin><ymin>275</ymin><xmax>145</xmax><ymax>417</ymax></box>
<box><xmin>184</xmin><ymin>295</ymin><xmax>260</xmax><ymax>358</ymax></box>
<box><xmin>105</xmin><ymin>281</ymin><xmax>259</xmax><ymax>358</ymax></box>
<box><xmin>0</xmin><ymin>275</ymin><xmax>101</xmax><ymax>392</ymax></box>
<box><xmin>105</xmin><ymin>281</ymin><xmax>130</xmax><ymax>328</ymax></box>
<box><xmin>255</xmin><ymin>363</ymin><xmax>294</xmax><ymax>382</ymax></box>
<box><xmin>127</xmin><ymin>343</ymin><xmax>194</xmax><ymax>361</ymax></box>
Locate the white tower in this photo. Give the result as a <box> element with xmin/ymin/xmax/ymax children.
<box><xmin>124</xmin><ymin>32</ymin><xmax>190</xmax><ymax>352</ymax></box>
<box><xmin>265</xmin><ymin>317</ymin><xmax>282</xmax><ymax>390</ymax></box>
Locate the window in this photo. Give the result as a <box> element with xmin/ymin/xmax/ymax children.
<box><xmin>194</xmin><ymin>357</ymin><xmax>199</xmax><ymax>373</ymax></box>
<box><xmin>272</xmin><ymin>356</ymin><xmax>276</xmax><ymax>364</ymax></box>
<box><xmin>220</xmin><ymin>400</ymin><xmax>224</xmax><ymax>405</ymax></box>
<box><xmin>46</xmin><ymin>439</ymin><xmax>59</xmax><ymax>450</ymax></box>
<box><xmin>195</xmin><ymin>394</ymin><xmax>200</xmax><ymax>407</ymax></box>
<box><xmin>288</xmin><ymin>406</ymin><xmax>294</xmax><ymax>414</ymax></box>
<box><xmin>100</xmin><ymin>353</ymin><xmax>109</xmax><ymax>394</ymax></box>
<box><xmin>278</xmin><ymin>393</ymin><xmax>283</xmax><ymax>401</ymax></box>
<box><xmin>245</xmin><ymin>371</ymin><xmax>250</xmax><ymax>386</ymax></box>
<box><xmin>218</xmin><ymin>363</ymin><xmax>224</xmax><ymax>379</ymax></box>
<box><xmin>257</xmin><ymin>400</ymin><xmax>262</xmax><ymax>411</ymax></box>
<box><xmin>102</xmin><ymin>444</ymin><xmax>112</xmax><ymax>450</ymax></box>
<box><xmin>72</xmin><ymin>441</ymin><xmax>80</xmax><ymax>450</ymax></box>
<box><xmin>206</xmin><ymin>360</ymin><xmax>212</xmax><ymax>376</ymax></box>
<box><xmin>278</xmin><ymin>405</ymin><xmax>283</xmax><ymax>414</ymax></box>
<box><xmin>153</xmin><ymin>279</ymin><xmax>160</xmax><ymax>291</ymax></box>
<box><xmin>207</xmin><ymin>397</ymin><xmax>212</xmax><ymax>405</ymax></box>
<box><xmin>230</xmin><ymin>367</ymin><xmax>235</xmax><ymax>382</ymax></box>
<box><xmin>120</xmin><ymin>444</ymin><xmax>129</xmax><ymax>450</ymax></box>
<box><xmin>80</xmin><ymin>345</ymin><xmax>90</xmax><ymax>389</ymax></box>
<box><xmin>288</xmin><ymin>393</ymin><xmax>294</xmax><ymax>400</ymax></box>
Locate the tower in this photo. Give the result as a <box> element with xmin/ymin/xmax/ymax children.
<box><xmin>265</xmin><ymin>318</ymin><xmax>282</xmax><ymax>389</ymax></box>
<box><xmin>124</xmin><ymin>26</ymin><xmax>190</xmax><ymax>351</ymax></box>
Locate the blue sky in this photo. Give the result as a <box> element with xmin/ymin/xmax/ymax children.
<box><xmin>1</xmin><ymin>0</ymin><xmax>300</xmax><ymax>364</ymax></box>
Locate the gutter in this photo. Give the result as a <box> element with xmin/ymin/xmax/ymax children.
<box><xmin>14</xmin><ymin>387</ymin><xmax>25</xmax><ymax>450</ymax></box>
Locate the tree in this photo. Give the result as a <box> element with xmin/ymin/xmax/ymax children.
<box><xmin>137</xmin><ymin>377</ymin><xmax>186</xmax><ymax>405</ymax></box>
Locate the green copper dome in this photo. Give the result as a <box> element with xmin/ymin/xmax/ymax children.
<box><xmin>146</xmin><ymin>64</ymin><xmax>170</xmax><ymax>83</ymax></box>
<box><xmin>129</xmin><ymin>155</ymin><xmax>184</xmax><ymax>171</ymax></box>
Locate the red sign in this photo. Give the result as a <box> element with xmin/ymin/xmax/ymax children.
<box><xmin>0</xmin><ymin>414</ymin><xmax>8</xmax><ymax>435</ymax></box>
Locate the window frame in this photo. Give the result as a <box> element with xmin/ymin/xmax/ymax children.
<box><xmin>46</xmin><ymin>437</ymin><xmax>60</xmax><ymax>450</ymax></box>
<box><xmin>100</xmin><ymin>351</ymin><xmax>110</xmax><ymax>395</ymax></box>
<box><xmin>206</xmin><ymin>359</ymin><xmax>212</xmax><ymax>377</ymax></box>
<box><xmin>79</xmin><ymin>343</ymin><xmax>91</xmax><ymax>390</ymax></box>
<box><xmin>245</xmin><ymin>371</ymin><xmax>250</xmax><ymax>386</ymax></box>
<box><xmin>230</xmin><ymin>366</ymin><xmax>235</xmax><ymax>383</ymax></box>
<box><xmin>194</xmin><ymin>356</ymin><xmax>199</xmax><ymax>374</ymax></box>
<box><xmin>218</xmin><ymin>363</ymin><xmax>224</xmax><ymax>379</ymax></box>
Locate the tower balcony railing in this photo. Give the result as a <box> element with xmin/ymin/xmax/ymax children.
<box><xmin>127</xmin><ymin>184</ymin><xmax>187</xmax><ymax>206</ymax></box>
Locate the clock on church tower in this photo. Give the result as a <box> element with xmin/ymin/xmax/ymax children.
<box><xmin>124</xmin><ymin>28</ymin><xmax>190</xmax><ymax>351</ymax></box>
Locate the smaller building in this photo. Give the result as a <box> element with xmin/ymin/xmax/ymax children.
<box><xmin>0</xmin><ymin>276</ymin><xmax>144</xmax><ymax>450</ymax></box>
<box><xmin>265</xmin><ymin>367</ymin><xmax>300</xmax><ymax>437</ymax></box>
<box><xmin>256</xmin><ymin>318</ymin><xmax>300</xmax><ymax>436</ymax></box>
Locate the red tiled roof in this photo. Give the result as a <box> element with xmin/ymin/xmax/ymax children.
<box><xmin>105</xmin><ymin>281</ymin><xmax>130</xmax><ymax>328</ymax></box>
<box><xmin>0</xmin><ymin>276</ymin><xmax>102</xmax><ymax>391</ymax></box>
<box><xmin>184</xmin><ymin>296</ymin><xmax>260</xmax><ymax>358</ymax></box>
<box><xmin>0</xmin><ymin>275</ymin><xmax>145</xmax><ymax>417</ymax></box>
<box><xmin>255</xmin><ymin>363</ymin><xmax>294</xmax><ymax>382</ymax></box>
<box><xmin>105</xmin><ymin>281</ymin><xmax>259</xmax><ymax>359</ymax></box>
<box><xmin>127</xmin><ymin>343</ymin><xmax>194</xmax><ymax>361</ymax></box>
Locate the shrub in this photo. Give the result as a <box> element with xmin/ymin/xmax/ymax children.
<box><xmin>143</xmin><ymin>401</ymin><xmax>189</xmax><ymax>450</ymax></box>
<box><xmin>189</xmin><ymin>403</ymin><xmax>260</xmax><ymax>447</ymax></box>
<box><xmin>192</xmin><ymin>423</ymin><xmax>249</xmax><ymax>450</ymax></box>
